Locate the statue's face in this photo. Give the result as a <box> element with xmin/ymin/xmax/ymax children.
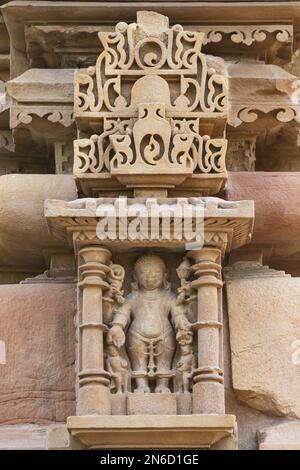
<box><xmin>136</xmin><ymin>262</ymin><xmax>165</xmax><ymax>291</ymax></box>
<box><xmin>108</xmin><ymin>346</ymin><xmax>118</xmax><ymax>356</ymax></box>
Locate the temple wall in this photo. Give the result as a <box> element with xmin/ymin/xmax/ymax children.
<box><xmin>0</xmin><ymin>0</ymin><xmax>300</xmax><ymax>451</ymax></box>
<box><xmin>0</xmin><ymin>284</ymin><xmax>76</xmax><ymax>426</ymax></box>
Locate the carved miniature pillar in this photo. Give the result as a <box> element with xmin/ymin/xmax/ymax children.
<box><xmin>77</xmin><ymin>246</ymin><xmax>112</xmax><ymax>415</ymax></box>
<box><xmin>188</xmin><ymin>247</ymin><xmax>224</xmax><ymax>414</ymax></box>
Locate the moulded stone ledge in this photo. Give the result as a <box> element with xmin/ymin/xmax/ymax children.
<box><xmin>67</xmin><ymin>414</ymin><xmax>237</xmax><ymax>449</ymax></box>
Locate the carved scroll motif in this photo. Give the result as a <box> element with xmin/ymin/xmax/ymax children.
<box><xmin>74</xmin><ymin>12</ymin><xmax>228</xmax><ymax>184</ymax></box>
<box><xmin>75</xmin><ymin>23</ymin><xmax>227</xmax><ymax>116</ymax></box>
<box><xmin>202</xmin><ymin>25</ymin><xmax>292</xmax><ymax>47</ymax></box>
<box><xmin>74</xmin><ymin>120</ymin><xmax>227</xmax><ymax>175</ymax></box>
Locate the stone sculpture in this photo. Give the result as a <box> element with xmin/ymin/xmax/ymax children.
<box><xmin>107</xmin><ymin>254</ymin><xmax>192</xmax><ymax>393</ymax></box>
<box><xmin>106</xmin><ymin>340</ymin><xmax>129</xmax><ymax>394</ymax></box>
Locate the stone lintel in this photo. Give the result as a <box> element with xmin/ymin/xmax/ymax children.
<box><xmin>23</xmin><ymin>23</ymin><xmax>293</xmax><ymax>69</ymax></box>
<box><xmin>44</xmin><ymin>197</ymin><xmax>254</xmax><ymax>256</ymax></box>
<box><xmin>3</xmin><ymin>3</ymin><xmax>300</xmax><ymax>51</ymax></box>
<box><xmin>67</xmin><ymin>414</ymin><xmax>236</xmax><ymax>449</ymax></box>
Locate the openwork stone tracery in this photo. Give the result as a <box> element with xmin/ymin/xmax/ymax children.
<box><xmin>74</xmin><ymin>11</ymin><xmax>228</xmax><ymax>196</ymax></box>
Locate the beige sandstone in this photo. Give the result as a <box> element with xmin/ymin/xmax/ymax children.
<box><xmin>226</xmin><ymin>271</ymin><xmax>300</xmax><ymax>419</ymax></box>
<box><xmin>67</xmin><ymin>414</ymin><xmax>237</xmax><ymax>449</ymax></box>
<box><xmin>258</xmin><ymin>421</ymin><xmax>300</xmax><ymax>450</ymax></box>
<box><xmin>0</xmin><ymin>425</ymin><xmax>48</xmax><ymax>450</ymax></box>
<box><xmin>0</xmin><ymin>283</ymin><xmax>76</xmax><ymax>424</ymax></box>
<box><xmin>1</xmin><ymin>0</ymin><xmax>300</xmax><ymax>452</ymax></box>
<box><xmin>0</xmin><ymin>174</ymin><xmax>77</xmax><ymax>269</ymax></box>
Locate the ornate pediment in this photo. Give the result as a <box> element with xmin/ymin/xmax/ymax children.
<box><xmin>74</xmin><ymin>11</ymin><xmax>228</xmax><ymax>196</ymax></box>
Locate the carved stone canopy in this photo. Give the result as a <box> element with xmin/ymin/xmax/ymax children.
<box><xmin>45</xmin><ymin>196</ymin><xmax>254</xmax><ymax>257</ymax></box>
<box><xmin>74</xmin><ymin>11</ymin><xmax>228</xmax><ymax>196</ymax></box>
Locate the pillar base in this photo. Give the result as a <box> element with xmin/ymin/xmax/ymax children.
<box><xmin>192</xmin><ymin>382</ymin><xmax>225</xmax><ymax>414</ymax></box>
<box><xmin>77</xmin><ymin>385</ymin><xmax>111</xmax><ymax>416</ymax></box>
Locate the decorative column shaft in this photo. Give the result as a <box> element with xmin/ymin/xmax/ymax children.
<box><xmin>188</xmin><ymin>247</ymin><xmax>225</xmax><ymax>414</ymax></box>
<box><xmin>77</xmin><ymin>246</ymin><xmax>112</xmax><ymax>415</ymax></box>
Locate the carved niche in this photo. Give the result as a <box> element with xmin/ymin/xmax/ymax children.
<box><xmin>74</xmin><ymin>11</ymin><xmax>228</xmax><ymax>196</ymax></box>
<box><xmin>104</xmin><ymin>253</ymin><xmax>195</xmax><ymax>395</ymax></box>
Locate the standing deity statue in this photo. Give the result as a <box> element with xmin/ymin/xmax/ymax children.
<box><xmin>107</xmin><ymin>254</ymin><xmax>191</xmax><ymax>393</ymax></box>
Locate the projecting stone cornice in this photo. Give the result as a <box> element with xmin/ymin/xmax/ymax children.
<box><xmin>6</xmin><ymin>69</ymin><xmax>75</xmax><ymax>130</ymax></box>
<box><xmin>22</xmin><ymin>23</ymin><xmax>293</xmax><ymax>69</ymax></box>
<box><xmin>44</xmin><ymin>196</ymin><xmax>254</xmax><ymax>256</ymax></box>
<box><xmin>2</xmin><ymin>2</ymin><xmax>300</xmax><ymax>77</ymax></box>
<box><xmin>6</xmin><ymin>63</ymin><xmax>300</xmax><ymax>134</ymax></box>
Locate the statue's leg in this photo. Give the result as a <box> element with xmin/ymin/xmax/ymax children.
<box><xmin>127</xmin><ymin>331</ymin><xmax>150</xmax><ymax>393</ymax></box>
<box><xmin>115</xmin><ymin>375</ymin><xmax>122</xmax><ymax>394</ymax></box>
<box><xmin>155</xmin><ymin>332</ymin><xmax>175</xmax><ymax>393</ymax></box>
<box><xmin>122</xmin><ymin>370</ymin><xmax>128</xmax><ymax>393</ymax></box>
<box><xmin>183</xmin><ymin>373</ymin><xmax>190</xmax><ymax>393</ymax></box>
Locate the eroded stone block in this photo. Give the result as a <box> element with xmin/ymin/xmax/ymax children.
<box><xmin>226</xmin><ymin>274</ymin><xmax>300</xmax><ymax>418</ymax></box>
<box><xmin>0</xmin><ymin>283</ymin><xmax>76</xmax><ymax>424</ymax></box>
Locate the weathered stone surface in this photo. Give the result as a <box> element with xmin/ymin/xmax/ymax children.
<box><xmin>0</xmin><ymin>425</ymin><xmax>48</xmax><ymax>450</ymax></box>
<box><xmin>46</xmin><ymin>424</ymin><xmax>83</xmax><ymax>450</ymax></box>
<box><xmin>258</xmin><ymin>421</ymin><xmax>300</xmax><ymax>450</ymax></box>
<box><xmin>0</xmin><ymin>283</ymin><xmax>76</xmax><ymax>424</ymax></box>
<box><xmin>127</xmin><ymin>393</ymin><xmax>177</xmax><ymax>416</ymax></box>
<box><xmin>227</xmin><ymin>172</ymin><xmax>300</xmax><ymax>262</ymax></box>
<box><xmin>226</xmin><ymin>274</ymin><xmax>300</xmax><ymax>418</ymax></box>
<box><xmin>6</xmin><ymin>68</ymin><xmax>74</xmax><ymax>103</ymax></box>
<box><xmin>225</xmin><ymin>389</ymin><xmax>282</xmax><ymax>450</ymax></box>
<box><xmin>7</xmin><ymin>69</ymin><xmax>75</xmax><ymax>133</ymax></box>
<box><xmin>228</xmin><ymin>63</ymin><xmax>300</xmax><ymax>128</ymax></box>
<box><xmin>0</xmin><ymin>174</ymin><xmax>77</xmax><ymax>269</ymax></box>
<box><xmin>67</xmin><ymin>414</ymin><xmax>237</xmax><ymax>449</ymax></box>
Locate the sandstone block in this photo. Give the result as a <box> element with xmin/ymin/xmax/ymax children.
<box><xmin>258</xmin><ymin>421</ymin><xmax>300</xmax><ymax>450</ymax></box>
<box><xmin>0</xmin><ymin>283</ymin><xmax>76</xmax><ymax>424</ymax></box>
<box><xmin>127</xmin><ymin>393</ymin><xmax>177</xmax><ymax>415</ymax></box>
<box><xmin>0</xmin><ymin>174</ymin><xmax>77</xmax><ymax>269</ymax></box>
<box><xmin>226</xmin><ymin>274</ymin><xmax>300</xmax><ymax>418</ymax></box>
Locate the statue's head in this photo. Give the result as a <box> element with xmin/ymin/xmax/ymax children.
<box><xmin>133</xmin><ymin>254</ymin><xmax>169</xmax><ymax>291</ymax></box>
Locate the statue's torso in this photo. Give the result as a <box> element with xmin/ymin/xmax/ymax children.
<box><xmin>128</xmin><ymin>290</ymin><xmax>174</xmax><ymax>339</ymax></box>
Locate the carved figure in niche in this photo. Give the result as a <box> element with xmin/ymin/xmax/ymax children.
<box><xmin>176</xmin><ymin>327</ymin><xmax>194</xmax><ymax>394</ymax></box>
<box><xmin>176</xmin><ymin>256</ymin><xmax>192</xmax><ymax>305</ymax></box>
<box><xmin>107</xmin><ymin>254</ymin><xmax>191</xmax><ymax>393</ymax></box>
<box><xmin>103</xmin><ymin>263</ymin><xmax>125</xmax><ymax>325</ymax></box>
<box><xmin>106</xmin><ymin>339</ymin><xmax>129</xmax><ymax>394</ymax></box>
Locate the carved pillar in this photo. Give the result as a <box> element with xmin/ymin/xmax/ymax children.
<box><xmin>188</xmin><ymin>247</ymin><xmax>224</xmax><ymax>414</ymax></box>
<box><xmin>77</xmin><ymin>246</ymin><xmax>112</xmax><ymax>415</ymax></box>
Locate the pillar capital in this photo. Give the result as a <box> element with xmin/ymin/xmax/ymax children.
<box><xmin>187</xmin><ymin>247</ymin><xmax>221</xmax><ymax>265</ymax></box>
<box><xmin>78</xmin><ymin>246</ymin><xmax>112</xmax><ymax>265</ymax></box>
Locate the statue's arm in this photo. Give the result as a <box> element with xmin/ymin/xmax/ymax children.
<box><xmin>107</xmin><ymin>298</ymin><xmax>132</xmax><ymax>348</ymax></box>
<box><xmin>111</xmin><ymin>297</ymin><xmax>132</xmax><ymax>329</ymax></box>
<box><xmin>170</xmin><ymin>297</ymin><xmax>191</xmax><ymax>330</ymax></box>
